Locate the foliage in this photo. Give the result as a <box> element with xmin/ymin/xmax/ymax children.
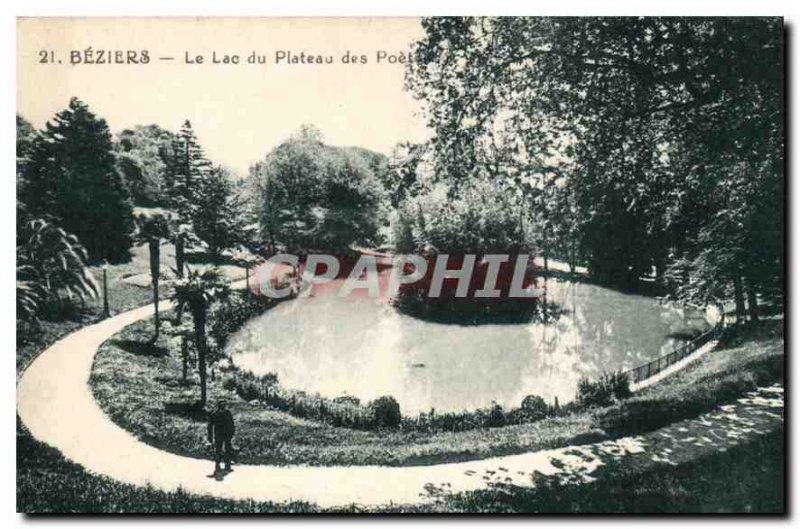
<box><xmin>16</xmin><ymin>217</ymin><xmax>98</xmax><ymax>322</ymax></box>
<box><xmin>134</xmin><ymin>208</ymin><xmax>173</xmax><ymax>244</ymax></box>
<box><xmin>19</xmin><ymin>97</ymin><xmax>134</xmax><ymax>262</ymax></box>
<box><xmin>115</xmin><ymin>125</ymin><xmax>177</xmax><ymax>206</ymax></box>
<box><xmin>520</xmin><ymin>395</ymin><xmax>550</xmax><ymax>419</ymax></box>
<box><xmin>370</xmin><ymin>396</ymin><xmax>402</xmax><ymax>428</ymax></box>
<box><xmin>576</xmin><ymin>372</ymin><xmax>631</xmax><ymax>408</ymax></box>
<box><xmin>171</xmin><ymin>268</ymin><xmax>231</xmax><ymax>405</ymax></box>
<box><xmin>192</xmin><ymin>167</ymin><xmax>248</xmax><ymax>260</ymax></box>
<box><xmin>249</xmin><ymin>125</ymin><xmax>387</xmax><ymax>252</ymax></box>
<box><xmin>395</xmin><ymin>178</ymin><xmax>535</xmax><ymax>254</ymax></box>
<box><xmin>208</xmin><ymin>291</ymin><xmax>276</xmax><ymax>355</ymax></box>
<box><xmin>168</xmin><ymin>120</ymin><xmax>213</xmax><ymax>217</ymax></box>
<box><xmin>407</xmin><ymin>17</ymin><xmax>782</xmax><ymax>306</ymax></box>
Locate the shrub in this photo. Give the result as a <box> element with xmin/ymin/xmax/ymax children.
<box><xmin>208</xmin><ymin>292</ymin><xmax>276</xmax><ymax>353</ymax></box>
<box><xmin>221</xmin><ymin>375</ymin><xmax>237</xmax><ymax>392</ymax></box>
<box><xmin>576</xmin><ymin>372</ymin><xmax>631</xmax><ymax>408</ymax></box>
<box><xmin>520</xmin><ymin>395</ymin><xmax>550</xmax><ymax>420</ymax></box>
<box><xmin>610</xmin><ymin>372</ymin><xmax>632</xmax><ymax>400</ymax></box>
<box><xmin>485</xmin><ymin>402</ymin><xmax>507</xmax><ymax>428</ymax></box>
<box><xmin>370</xmin><ymin>396</ymin><xmax>402</xmax><ymax>428</ymax></box>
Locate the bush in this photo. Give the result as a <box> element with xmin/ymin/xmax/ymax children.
<box><xmin>485</xmin><ymin>402</ymin><xmax>507</xmax><ymax>428</ymax></box>
<box><xmin>370</xmin><ymin>396</ymin><xmax>402</xmax><ymax>428</ymax></box>
<box><xmin>520</xmin><ymin>395</ymin><xmax>549</xmax><ymax>420</ymax></box>
<box><xmin>208</xmin><ymin>292</ymin><xmax>276</xmax><ymax>353</ymax></box>
<box><xmin>576</xmin><ymin>372</ymin><xmax>631</xmax><ymax>408</ymax></box>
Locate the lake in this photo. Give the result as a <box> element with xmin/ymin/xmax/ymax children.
<box><xmin>227</xmin><ymin>277</ymin><xmax>709</xmax><ymax>415</ymax></box>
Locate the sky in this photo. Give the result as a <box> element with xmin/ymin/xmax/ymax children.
<box><xmin>17</xmin><ymin>18</ymin><xmax>431</xmax><ymax>174</ymax></box>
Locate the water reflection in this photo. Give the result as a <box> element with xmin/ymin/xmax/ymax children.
<box><xmin>227</xmin><ymin>278</ymin><xmax>708</xmax><ymax>415</ymax></box>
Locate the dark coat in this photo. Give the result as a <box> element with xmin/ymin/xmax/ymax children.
<box><xmin>207</xmin><ymin>408</ymin><xmax>235</xmax><ymax>442</ymax></box>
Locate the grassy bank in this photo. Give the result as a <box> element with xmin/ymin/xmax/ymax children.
<box><xmin>16</xmin><ymin>420</ymin><xmax>316</xmax><ymax>514</ymax></box>
<box><xmin>89</xmin><ymin>315</ymin><xmax>783</xmax><ymax>467</ymax></box>
<box><xmin>411</xmin><ymin>427</ymin><xmax>784</xmax><ymax>513</ymax></box>
<box><xmin>17</xmin><ymin>415</ymin><xmax>784</xmax><ymax>513</ymax></box>
<box><xmin>16</xmin><ymin>242</ymin><xmax>245</xmax><ymax>372</ymax></box>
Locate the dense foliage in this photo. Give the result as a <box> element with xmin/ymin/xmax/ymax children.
<box><xmin>19</xmin><ymin>98</ymin><xmax>134</xmax><ymax>262</ymax></box>
<box><xmin>406</xmin><ymin>17</ymin><xmax>782</xmax><ymax>319</ymax></box>
<box><xmin>249</xmin><ymin>125</ymin><xmax>388</xmax><ymax>253</ymax></box>
<box><xmin>16</xmin><ymin>218</ymin><xmax>98</xmax><ymax>323</ymax></box>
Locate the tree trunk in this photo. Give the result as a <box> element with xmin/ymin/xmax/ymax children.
<box><xmin>181</xmin><ymin>336</ymin><xmax>188</xmax><ymax>384</ymax></box>
<box><xmin>746</xmin><ymin>282</ymin><xmax>759</xmax><ymax>323</ymax></box>
<box><xmin>733</xmin><ymin>275</ymin><xmax>746</xmax><ymax>324</ymax></box>
<box><xmin>194</xmin><ymin>307</ymin><xmax>208</xmax><ymax>407</ymax></box>
<box><xmin>569</xmin><ymin>237</ymin><xmax>577</xmax><ymax>275</ymax></box>
<box><xmin>149</xmin><ymin>240</ymin><xmax>160</xmax><ymax>343</ymax></box>
<box><xmin>175</xmin><ymin>237</ymin><xmax>185</xmax><ymax>278</ymax></box>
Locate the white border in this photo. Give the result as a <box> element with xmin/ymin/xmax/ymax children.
<box><xmin>4</xmin><ymin>1</ymin><xmax>795</xmax><ymax>527</ymax></box>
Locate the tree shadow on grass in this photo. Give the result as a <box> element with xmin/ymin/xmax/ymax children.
<box><xmin>153</xmin><ymin>375</ymin><xmax>196</xmax><ymax>389</ymax></box>
<box><xmin>164</xmin><ymin>400</ymin><xmax>208</xmax><ymax>422</ymax></box>
<box><xmin>111</xmin><ymin>339</ymin><xmax>169</xmax><ymax>357</ymax></box>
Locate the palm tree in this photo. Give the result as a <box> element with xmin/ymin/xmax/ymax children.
<box><xmin>171</xmin><ymin>268</ymin><xmax>229</xmax><ymax>407</ymax></box>
<box><xmin>17</xmin><ymin>217</ymin><xmax>98</xmax><ymax>322</ymax></box>
<box><xmin>230</xmin><ymin>245</ymin><xmax>262</xmax><ymax>294</ymax></box>
<box><xmin>170</xmin><ymin>221</ymin><xmax>202</xmax><ymax>280</ymax></box>
<box><xmin>134</xmin><ymin>210</ymin><xmax>171</xmax><ymax>342</ymax></box>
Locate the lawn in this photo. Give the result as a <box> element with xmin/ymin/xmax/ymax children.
<box><xmin>18</xmin><ymin>244</ymin><xmax>785</xmax><ymax>512</ymax></box>
<box><xmin>411</xmin><ymin>428</ymin><xmax>784</xmax><ymax>513</ymax></box>
<box><xmin>89</xmin><ymin>314</ymin><xmax>784</xmax><ymax>467</ymax></box>
<box><xmin>17</xmin><ymin>241</ymin><xmax>245</xmax><ymax>372</ymax></box>
<box><xmin>16</xmin><ymin>408</ymin><xmax>784</xmax><ymax>513</ymax></box>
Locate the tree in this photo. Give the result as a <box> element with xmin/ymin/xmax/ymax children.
<box><xmin>407</xmin><ymin>17</ymin><xmax>782</xmax><ymax>304</ymax></box>
<box><xmin>170</xmin><ymin>221</ymin><xmax>201</xmax><ymax>279</ymax></box>
<box><xmin>19</xmin><ymin>97</ymin><xmax>134</xmax><ymax>262</ymax></box>
<box><xmin>229</xmin><ymin>245</ymin><xmax>262</xmax><ymax>293</ymax></box>
<box><xmin>134</xmin><ymin>209</ymin><xmax>172</xmax><ymax>342</ymax></box>
<box><xmin>171</xmin><ymin>268</ymin><xmax>230</xmax><ymax>407</ymax></box>
<box><xmin>170</xmin><ymin>120</ymin><xmax>212</xmax><ymax>218</ymax></box>
<box><xmin>115</xmin><ymin>125</ymin><xmax>177</xmax><ymax>206</ymax></box>
<box><xmin>17</xmin><ymin>218</ymin><xmax>98</xmax><ymax>322</ymax></box>
<box><xmin>249</xmin><ymin>125</ymin><xmax>387</xmax><ymax>252</ymax></box>
<box><xmin>193</xmin><ymin>167</ymin><xmax>247</xmax><ymax>261</ymax></box>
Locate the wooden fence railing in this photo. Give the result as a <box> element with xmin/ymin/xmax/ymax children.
<box><xmin>623</xmin><ymin>310</ymin><xmax>725</xmax><ymax>384</ymax></box>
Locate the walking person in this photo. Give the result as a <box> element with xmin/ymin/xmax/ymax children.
<box><xmin>207</xmin><ymin>399</ymin><xmax>235</xmax><ymax>475</ymax></box>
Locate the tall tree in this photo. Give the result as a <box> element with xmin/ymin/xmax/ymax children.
<box><xmin>170</xmin><ymin>120</ymin><xmax>212</xmax><ymax>218</ymax></box>
<box><xmin>115</xmin><ymin>125</ymin><xmax>176</xmax><ymax>206</ymax></box>
<box><xmin>193</xmin><ymin>167</ymin><xmax>247</xmax><ymax>261</ymax></box>
<box><xmin>20</xmin><ymin>98</ymin><xmax>134</xmax><ymax>262</ymax></box>
<box><xmin>249</xmin><ymin>125</ymin><xmax>387</xmax><ymax>253</ymax></box>
<box><xmin>407</xmin><ymin>17</ymin><xmax>782</xmax><ymax>303</ymax></box>
<box><xmin>171</xmin><ymin>268</ymin><xmax>230</xmax><ymax>407</ymax></box>
<box><xmin>134</xmin><ymin>210</ymin><xmax>172</xmax><ymax>342</ymax></box>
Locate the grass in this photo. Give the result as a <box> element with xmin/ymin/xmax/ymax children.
<box><xmin>409</xmin><ymin>428</ymin><xmax>785</xmax><ymax>513</ymax></box>
<box><xmin>16</xmin><ymin>419</ymin><xmax>318</xmax><ymax>514</ymax></box>
<box><xmin>16</xmin><ymin>414</ymin><xmax>784</xmax><ymax>514</ymax></box>
<box><xmin>89</xmin><ymin>314</ymin><xmax>783</xmax><ymax>468</ymax></box>
<box><xmin>18</xmin><ymin>245</ymin><xmax>785</xmax><ymax>512</ymax></box>
<box><xmin>90</xmin><ymin>317</ymin><xmax>599</xmax><ymax>466</ymax></box>
<box><xmin>17</xmin><ymin>241</ymin><xmax>246</xmax><ymax>372</ymax></box>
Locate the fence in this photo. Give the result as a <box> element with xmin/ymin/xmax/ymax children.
<box><xmin>623</xmin><ymin>309</ymin><xmax>725</xmax><ymax>385</ymax></box>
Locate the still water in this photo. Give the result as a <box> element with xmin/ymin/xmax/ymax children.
<box><xmin>227</xmin><ymin>279</ymin><xmax>708</xmax><ymax>415</ymax></box>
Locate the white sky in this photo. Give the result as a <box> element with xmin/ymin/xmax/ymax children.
<box><xmin>17</xmin><ymin>18</ymin><xmax>431</xmax><ymax>174</ymax></box>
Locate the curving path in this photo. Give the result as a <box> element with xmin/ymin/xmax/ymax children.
<box><xmin>17</xmin><ymin>298</ymin><xmax>784</xmax><ymax>509</ymax></box>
